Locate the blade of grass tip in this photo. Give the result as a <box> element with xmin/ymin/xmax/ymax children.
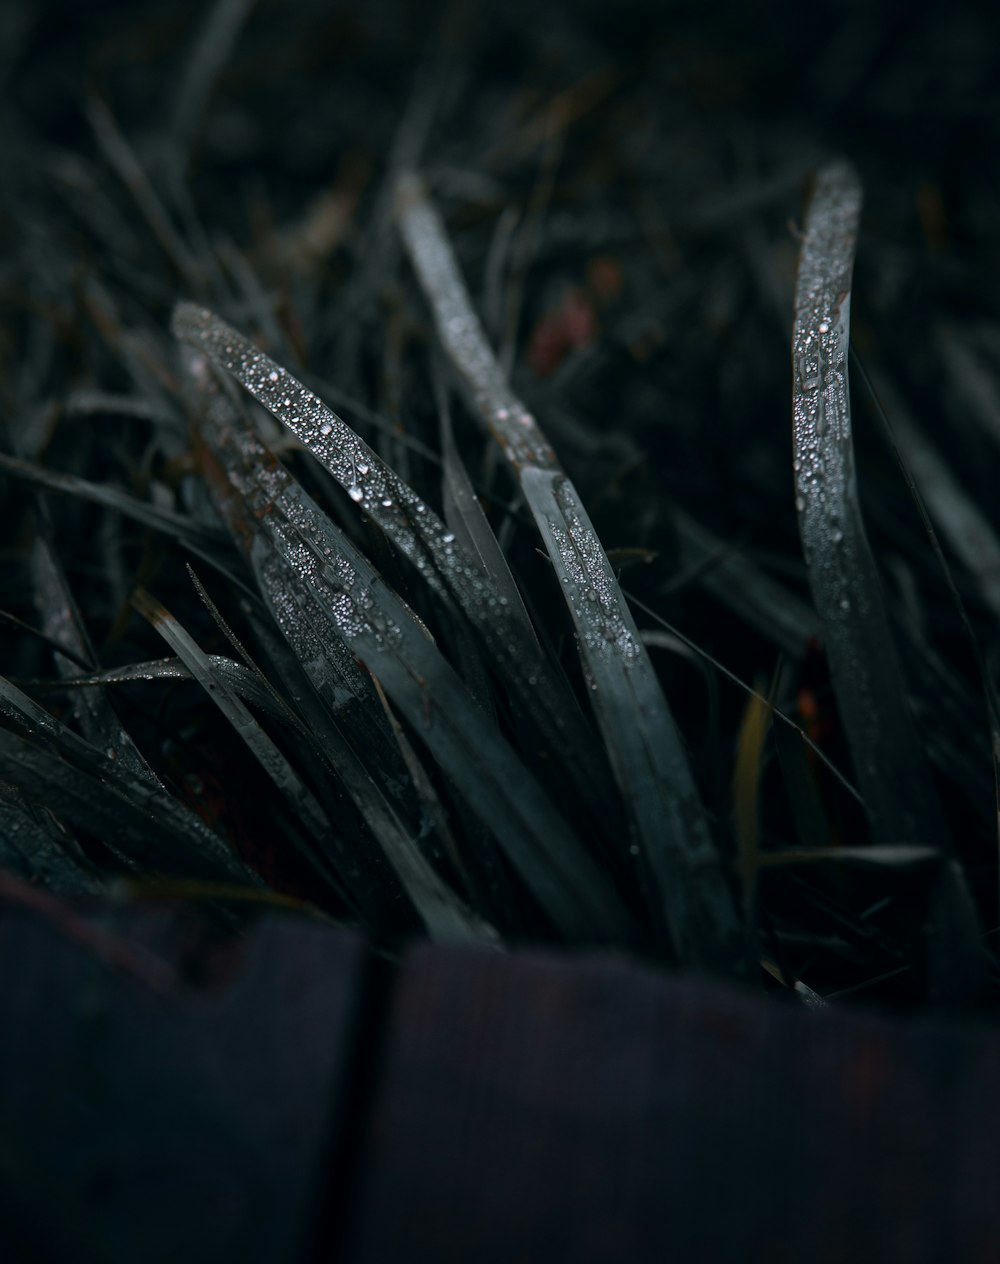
<box><xmin>395</xmin><ymin>172</ymin><xmax>743</xmax><ymax>974</ymax></box>
<box><xmin>760</xmin><ymin>958</ymin><xmax>828</xmax><ymax>1009</ymax></box>
<box><xmin>171</xmin><ymin>301</ymin><xmax>618</xmax><ymax>829</ymax></box>
<box><xmin>791</xmin><ymin>160</ymin><xmax>946</xmax><ymax>847</ymax></box>
<box><xmin>182</xmin><ymin>349</ymin><xmax>630</xmax><ymax>945</ymax></box>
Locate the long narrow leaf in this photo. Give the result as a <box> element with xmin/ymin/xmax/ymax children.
<box><xmin>791</xmin><ymin>161</ymin><xmax>946</xmax><ymax>847</ymax></box>
<box><xmin>172</xmin><ymin>301</ymin><xmax>618</xmax><ymax>829</ymax></box>
<box><xmin>395</xmin><ymin>173</ymin><xmax>743</xmax><ymax>972</ymax></box>
<box><xmin>182</xmin><ymin>348</ymin><xmax>631</xmax><ymax>945</ymax></box>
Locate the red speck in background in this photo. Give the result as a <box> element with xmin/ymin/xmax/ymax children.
<box><xmin>527</xmin><ymin>254</ymin><xmax>623</xmax><ymax>377</ymax></box>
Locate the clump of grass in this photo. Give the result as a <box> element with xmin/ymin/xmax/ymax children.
<box><xmin>1</xmin><ymin>0</ymin><xmax>998</xmax><ymax>1010</ymax></box>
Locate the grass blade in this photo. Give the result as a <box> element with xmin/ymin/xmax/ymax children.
<box><xmin>396</xmin><ymin>172</ymin><xmax>744</xmax><ymax>972</ymax></box>
<box><xmin>171</xmin><ymin>301</ymin><xmax>618</xmax><ymax>828</ymax></box>
<box><xmin>791</xmin><ymin>161</ymin><xmax>946</xmax><ymax>847</ymax></box>
<box><xmin>182</xmin><ymin>348</ymin><xmax>631</xmax><ymax>944</ymax></box>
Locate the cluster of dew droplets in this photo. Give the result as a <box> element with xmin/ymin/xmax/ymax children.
<box><xmin>548</xmin><ymin>479</ymin><xmax>640</xmax><ymax>667</ymax></box>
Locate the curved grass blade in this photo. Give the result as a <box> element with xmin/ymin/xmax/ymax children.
<box><xmin>395</xmin><ymin>173</ymin><xmax>743</xmax><ymax>972</ymax></box>
<box><xmin>182</xmin><ymin>350</ymin><xmax>630</xmax><ymax>945</ymax></box>
<box><xmin>791</xmin><ymin>161</ymin><xmax>947</xmax><ymax>848</ymax></box>
<box><xmin>171</xmin><ymin>302</ymin><xmax>617</xmax><ymax>828</ymax></box>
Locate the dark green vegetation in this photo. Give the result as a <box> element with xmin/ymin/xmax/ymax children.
<box><xmin>2</xmin><ymin>0</ymin><xmax>999</xmax><ymax>1008</ymax></box>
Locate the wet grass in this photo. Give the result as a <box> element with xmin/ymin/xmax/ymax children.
<box><xmin>1</xmin><ymin>0</ymin><xmax>998</xmax><ymax>1010</ymax></box>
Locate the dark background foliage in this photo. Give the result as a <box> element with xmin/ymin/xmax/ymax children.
<box><xmin>2</xmin><ymin>0</ymin><xmax>999</xmax><ymax>1006</ymax></box>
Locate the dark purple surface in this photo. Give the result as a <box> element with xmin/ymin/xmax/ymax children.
<box><xmin>3</xmin><ymin>903</ymin><xmax>1000</xmax><ymax>1262</ymax></box>
<box><xmin>347</xmin><ymin>945</ymin><xmax>1000</xmax><ymax>1264</ymax></box>
<box><xmin>0</xmin><ymin>905</ymin><xmax>366</xmax><ymax>1264</ymax></box>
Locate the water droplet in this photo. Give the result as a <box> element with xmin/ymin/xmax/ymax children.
<box><xmin>795</xmin><ymin>494</ymin><xmax>806</xmax><ymax>512</ymax></box>
<box><xmin>320</xmin><ymin>421</ymin><xmax>333</xmax><ymax>436</ymax></box>
<box><xmin>348</xmin><ymin>486</ymin><xmax>364</xmax><ymax>502</ymax></box>
<box><xmin>818</xmin><ymin>321</ymin><xmax>830</xmax><ymax>334</ymax></box>
<box><xmin>442</xmin><ymin>531</ymin><xmax>455</xmax><ymax>544</ymax></box>
<box><xmin>357</xmin><ymin>462</ymin><xmax>370</xmax><ymax>476</ymax></box>
<box><xmin>268</xmin><ymin>370</ymin><xmax>279</xmax><ymax>382</ymax></box>
<box><xmin>381</xmin><ymin>497</ymin><xmax>393</xmax><ymax>508</ymax></box>
<box><xmin>282</xmin><ymin>397</ymin><xmax>291</xmax><ymax>407</ymax></box>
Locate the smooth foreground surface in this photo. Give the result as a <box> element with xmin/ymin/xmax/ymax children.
<box><xmin>1</xmin><ymin>902</ymin><xmax>998</xmax><ymax>1262</ymax></box>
